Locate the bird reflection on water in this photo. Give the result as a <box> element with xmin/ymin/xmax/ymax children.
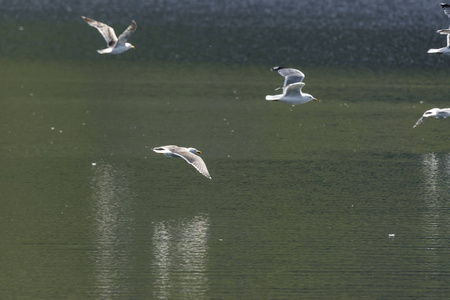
<box><xmin>90</xmin><ymin>163</ymin><xmax>134</xmax><ymax>298</ymax></box>
<box><xmin>152</xmin><ymin>215</ymin><xmax>209</xmax><ymax>299</ymax></box>
<box><xmin>420</xmin><ymin>153</ymin><xmax>450</xmax><ymax>248</ymax></box>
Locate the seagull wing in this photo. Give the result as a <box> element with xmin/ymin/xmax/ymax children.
<box><xmin>284</xmin><ymin>82</ymin><xmax>305</xmax><ymax>97</ymax></box>
<box><xmin>82</xmin><ymin>16</ymin><xmax>118</xmax><ymax>47</ymax></box>
<box><xmin>272</xmin><ymin>66</ymin><xmax>305</xmax><ymax>87</ymax></box>
<box><xmin>437</xmin><ymin>28</ymin><xmax>450</xmax><ymax>46</ymax></box>
<box><xmin>171</xmin><ymin>149</ymin><xmax>212</xmax><ymax>179</ymax></box>
<box><xmin>441</xmin><ymin>3</ymin><xmax>450</xmax><ymax>19</ymax></box>
<box><xmin>117</xmin><ymin>20</ymin><xmax>137</xmax><ymax>45</ymax></box>
<box><xmin>413</xmin><ymin>116</ymin><xmax>425</xmax><ymax>128</ymax></box>
<box><xmin>437</xmin><ymin>108</ymin><xmax>450</xmax><ymax>118</ymax></box>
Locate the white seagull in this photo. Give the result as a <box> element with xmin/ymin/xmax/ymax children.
<box><xmin>413</xmin><ymin>108</ymin><xmax>450</xmax><ymax>128</ymax></box>
<box><xmin>152</xmin><ymin>145</ymin><xmax>212</xmax><ymax>179</ymax></box>
<box><xmin>265</xmin><ymin>66</ymin><xmax>318</xmax><ymax>105</ymax></box>
<box><xmin>82</xmin><ymin>16</ymin><xmax>137</xmax><ymax>54</ymax></box>
<box><xmin>427</xmin><ymin>3</ymin><xmax>450</xmax><ymax>55</ymax></box>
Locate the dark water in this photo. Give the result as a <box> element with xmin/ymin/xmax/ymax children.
<box><xmin>1</xmin><ymin>0</ymin><xmax>449</xmax><ymax>67</ymax></box>
<box><xmin>1</xmin><ymin>59</ymin><xmax>450</xmax><ymax>299</ymax></box>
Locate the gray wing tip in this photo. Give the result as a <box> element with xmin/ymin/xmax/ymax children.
<box><xmin>441</xmin><ymin>3</ymin><xmax>450</xmax><ymax>16</ymax></box>
<box><xmin>193</xmin><ymin>160</ymin><xmax>212</xmax><ymax>179</ymax></box>
<box><xmin>194</xmin><ymin>164</ymin><xmax>212</xmax><ymax>179</ymax></box>
<box><xmin>203</xmin><ymin>172</ymin><xmax>212</xmax><ymax>179</ymax></box>
<box><xmin>203</xmin><ymin>170</ymin><xmax>212</xmax><ymax>179</ymax></box>
<box><xmin>190</xmin><ymin>155</ymin><xmax>212</xmax><ymax>179</ymax></box>
<box><xmin>271</xmin><ymin>66</ymin><xmax>303</xmax><ymax>76</ymax></box>
<box><xmin>81</xmin><ymin>16</ymin><xmax>92</xmax><ymax>22</ymax></box>
<box><xmin>272</xmin><ymin>66</ymin><xmax>286</xmax><ymax>72</ymax></box>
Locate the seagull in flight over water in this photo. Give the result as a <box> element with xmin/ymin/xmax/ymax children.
<box><xmin>82</xmin><ymin>16</ymin><xmax>137</xmax><ymax>54</ymax></box>
<box><xmin>428</xmin><ymin>3</ymin><xmax>450</xmax><ymax>55</ymax></box>
<box><xmin>152</xmin><ymin>145</ymin><xmax>212</xmax><ymax>179</ymax></box>
<box><xmin>413</xmin><ymin>108</ymin><xmax>450</xmax><ymax>127</ymax></box>
<box><xmin>265</xmin><ymin>67</ymin><xmax>318</xmax><ymax>105</ymax></box>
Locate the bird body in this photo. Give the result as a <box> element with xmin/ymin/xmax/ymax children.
<box><xmin>82</xmin><ymin>16</ymin><xmax>137</xmax><ymax>54</ymax></box>
<box><xmin>427</xmin><ymin>28</ymin><xmax>450</xmax><ymax>54</ymax></box>
<box><xmin>152</xmin><ymin>145</ymin><xmax>212</xmax><ymax>179</ymax></box>
<box><xmin>265</xmin><ymin>67</ymin><xmax>318</xmax><ymax>105</ymax></box>
<box><xmin>413</xmin><ymin>108</ymin><xmax>450</xmax><ymax>127</ymax></box>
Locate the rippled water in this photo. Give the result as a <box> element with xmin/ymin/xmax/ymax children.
<box><xmin>2</xmin><ymin>1</ymin><xmax>450</xmax><ymax>298</ymax></box>
<box><xmin>0</xmin><ymin>59</ymin><xmax>449</xmax><ymax>299</ymax></box>
<box><xmin>0</xmin><ymin>0</ymin><xmax>449</xmax><ymax>67</ymax></box>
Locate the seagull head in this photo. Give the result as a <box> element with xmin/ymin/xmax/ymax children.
<box><xmin>304</xmin><ymin>93</ymin><xmax>318</xmax><ymax>102</ymax></box>
<box><xmin>125</xmin><ymin>43</ymin><xmax>135</xmax><ymax>50</ymax></box>
<box><xmin>188</xmin><ymin>147</ymin><xmax>202</xmax><ymax>154</ymax></box>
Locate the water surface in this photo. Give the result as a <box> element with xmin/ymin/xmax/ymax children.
<box><xmin>1</xmin><ymin>60</ymin><xmax>450</xmax><ymax>299</ymax></box>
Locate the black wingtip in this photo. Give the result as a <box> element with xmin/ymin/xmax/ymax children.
<box><xmin>441</xmin><ymin>3</ymin><xmax>450</xmax><ymax>9</ymax></box>
<box><xmin>271</xmin><ymin>66</ymin><xmax>286</xmax><ymax>72</ymax></box>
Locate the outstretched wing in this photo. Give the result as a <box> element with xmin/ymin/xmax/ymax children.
<box><xmin>441</xmin><ymin>3</ymin><xmax>450</xmax><ymax>19</ymax></box>
<box><xmin>437</xmin><ymin>28</ymin><xmax>450</xmax><ymax>47</ymax></box>
<box><xmin>171</xmin><ymin>149</ymin><xmax>212</xmax><ymax>179</ymax></box>
<box><xmin>413</xmin><ymin>116</ymin><xmax>425</xmax><ymax>128</ymax></box>
<box><xmin>272</xmin><ymin>66</ymin><xmax>305</xmax><ymax>87</ymax></box>
<box><xmin>437</xmin><ymin>108</ymin><xmax>450</xmax><ymax>118</ymax></box>
<box><xmin>117</xmin><ymin>20</ymin><xmax>137</xmax><ymax>44</ymax></box>
<box><xmin>284</xmin><ymin>82</ymin><xmax>305</xmax><ymax>97</ymax></box>
<box><xmin>82</xmin><ymin>16</ymin><xmax>118</xmax><ymax>47</ymax></box>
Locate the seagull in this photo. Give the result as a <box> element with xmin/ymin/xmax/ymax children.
<box><xmin>413</xmin><ymin>108</ymin><xmax>450</xmax><ymax>128</ymax></box>
<box><xmin>265</xmin><ymin>67</ymin><xmax>318</xmax><ymax>105</ymax></box>
<box><xmin>152</xmin><ymin>145</ymin><xmax>212</xmax><ymax>179</ymax></box>
<box><xmin>82</xmin><ymin>16</ymin><xmax>137</xmax><ymax>54</ymax></box>
<box><xmin>427</xmin><ymin>3</ymin><xmax>450</xmax><ymax>55</ymax></box>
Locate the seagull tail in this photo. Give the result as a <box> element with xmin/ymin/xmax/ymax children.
<box><xmin>97</xmin><ymin>48</ymin><xmax>113</xmax><ymax>54</ymax></box>
<box><xmin>265</xmin><ymin>95</ymin><xmax>281</xmax><ymax>101</ymax></box>
<box><xmin>427</xmin><ymin>48</ymin><xmax>442</xmax><ymax>54</ymax></box>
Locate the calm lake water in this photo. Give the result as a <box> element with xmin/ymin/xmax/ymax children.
<box><xmin>0</xmin><ymin>58</ymin><xmax>449</xmax><ymax>299</ymax></box>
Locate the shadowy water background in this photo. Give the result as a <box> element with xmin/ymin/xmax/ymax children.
<box><xmin>1</xmin><ymin>1</ymin><xmax>450</xmax><ymax>299</ymax></box>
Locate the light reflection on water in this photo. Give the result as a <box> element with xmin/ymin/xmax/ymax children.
<box><xmin>421</xmin><ymin>153</ymin><xmax>450</xmax><ymax>256</ymax></box>
<box><xmin>89</xmin><ymin>163</ymin><xmax>209</xmax><ymax>299</ymax></box>
<box><xmin>421</xmin><ymin>153</ymin><xmax>450</xmax><ymax>203</ymax></box>
<box><xmin>2</xmin><ymin>58</ymin><xmax>450</xmax><ymax>298</ymax></box>
<box><xmin>422</xmin><ymin>153</ymin><xmax>440</xmax><ymax>197</ymax></box>
<box><xmin>152</xmin><ymin>215</ymin><xmax>209</xmax><ymax>299</ymax></box>
<box><xmin>90</xmin><ymin>163</ymin><xmax>134</xmax><ymax>298</ymax></box>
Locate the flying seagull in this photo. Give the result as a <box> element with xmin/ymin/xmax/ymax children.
<box><xmin>427</xmin><ymin>3</ymin><xmax>450</xmax><ymax>55</ymax></box>
<box><xmin>82</xmin><ymin>16</ymin><xmax>137</xmax><ymax>54</ymax></box>
<box><xmin>265</xmin><ymin>67</ymin><xmax>318</xmax><ymax>105</ymax></box>
<box><xmin>413</xmin><ymin>108</ymin><xmax>450</xmax><ymax>127</ymax></box>
<box><xmin>152</xmin><ymin>145</ymin><xmax>212</xmax><ymax>179</ymax></box>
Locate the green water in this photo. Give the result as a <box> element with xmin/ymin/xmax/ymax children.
<box><xmin>1</xmin><ymin>58</ymin><xmax>450</xmax><ymax>299</ymax></box>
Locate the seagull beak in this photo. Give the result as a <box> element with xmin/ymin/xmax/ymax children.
<box><xmin>313</xmin><ymin>98</ymin><xmax>318</xmax><ymax>101</ymax></box>
<box><xmin>131</xmin><ymin>45</ymin><xmax>136</xmax><ymax>49</ymax></box>
<box><xmin>197</xmin><ymin>150</ymin><xmax>202</xmax><ymax>154</ymax></box>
